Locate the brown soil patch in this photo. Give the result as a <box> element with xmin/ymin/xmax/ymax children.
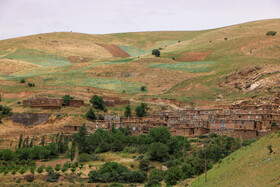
<box><xmin>67</xmin><ymin>56</ymin><xmax>91</xmax><ymax>63</ymax></box>
<box><xmin>96</xmin><ymin>43</ymin><xmax>130</xmax><ymax>57</ymax></box>
<box><xmin>1</xmin><ymin>91</ymin><xmax>34</xmax><ymax>99</ymax></box>
<box><xmin>176</xmin><ymin>51</ymin><xmax>212</xmax><ymax>62</ymax></box>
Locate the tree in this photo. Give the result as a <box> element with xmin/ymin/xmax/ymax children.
<box><xmin>90</xmin><ymin>95</ymin><xmax>106</xmax><ymax>111</ymax></box>
<box><xmin>29</xmin><ymin>137</ymin><xmax>34</xmax><ymax>148</ymax></box>
<box><xmin>62</xmin><ymin>95</ymin><xmax>73</xmax><ymax>105</ymax></box>
<box><xmin>18</xmin><ymin>134</ymin><xmax>23</xmax><ymax>149</ymax></box>
<box><xmin>76</xmin><ymin>124</ymin><xmax>89</xmax><ymax>153</ymax></box>
<box><xmin>148</xmin><ymin>142</ymin><xmax>169</xmax><ymax>162</ymax></box>
<box><xmin>149</xmin><ymin>127</ymin><xmax>171</xmax><ymax>144</ymax></box>
<box><xmin>20</xmin><ymin>79</ymin><xmax>25</xmax><ymax>83</ymax></box>
<box><xmin>70</xmin><ymin>139</ymin><xmax>76</xmax><ymax>161</ymax></box>
<box><xmin>139</xmin><ymin>158</ymin><xmax>149</xmax><ymax>171</ymax></box>
<box><xmin>152</xmin><ymin>49</ymin><xmax>160</xmax><ymax>57</ymax></box>
<box><xmin>40</xmin><ymin>135</ymin><xmax>45</xmax><ymax>146</ymax></box>
<box><xmin>164</xmin><ymin>166</ymin><xmax>182</xmax><ymax>186</ymax></box>
<box><xmin>124</xmin><ymin>105</ymin><xmax>132</xmax><ymax>117</ymax></box>
<box><xmin>135</xmin><ymin>103</ymin><xmax>149</xmax><ymax>117</ymax></box>
<box><xmin>86</xmin><ymin>108</ymin><xmax>96</xmax><ymax>121</ymax></box>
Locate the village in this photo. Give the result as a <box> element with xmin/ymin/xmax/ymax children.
<box><xmin>21</xmin><ymin>97</ymin><xmax>280</xmax><ymax>140</ymax></box>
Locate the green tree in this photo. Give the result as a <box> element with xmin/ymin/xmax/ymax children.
<box><xmin>124</xmin><ymin>105</ymin><xmax>132</xmax><ymax>117</ymax></box>
<box><xmin>20</xmin><ymin>79</ymin><xmax>25</xmax><ymax>83</ymax></box>
<box><xmin>40</xmin><ymin>135</ymin><xmax>45</xmax><ymax>146</ymax></box>
<box><xmin>62</xmin><ymin>95</ymin><xmax>74</xmax><ymax>105</ymax></box>
<box><xmin>135</xmin><ymin>103</ymin><xmax>149</xmax><ymax>117</ymax></box>
<box><xmin>152</xmin><ymin>49</ymin><xmax>160</xmax><ymax>57</ymax></box>
<box><xmin>86</xmin><ymin>108</ymin><xmax>96</xmax><ymax>120</ymax></box>
<box><xmin>148</xmin><ymin>142</ymin><xmax>169</xmax><ymax>162</ymax></box>
<box><xmin>76</xmin><ymin>124</ymin><xmax>89</xmax><ymax>153</ymax></box>
<box><xmin>149</xmin><ymin>127</ymin><xmax>171</xmax><ymax>144</ymax></box>
<box><xmin>139</xmin><ymin>158</ymin><xmax>149</xmax><ymax>171</ymax></box>
<box><xmin>164</xmin><ymin>166</ymin><xmax>182</xmax><ymax>186</ymax></box>
<box><xmin>70</xmin><ymin>139</ymin><xmax>76</xmax><ymax>161</ymax></box>
<box><xmin>18</xmin><ymin>134</ymin><xmax>23</xmax><ymax>149</ymax></box>
<box><xmin>90</xmin><ymin>95</ymin><xmax>106</xmax><ymax>111</ymax></box>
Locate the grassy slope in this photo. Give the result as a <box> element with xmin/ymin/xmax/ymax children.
<box><xmin>191</xmin><ymin>132</ymin><xmax>280</xmax><ymax>187</ymax></box>
<box><xmin>0</xmin><ymin>19</ymin><xmax>279</xmax><ymax>107</ymax></box>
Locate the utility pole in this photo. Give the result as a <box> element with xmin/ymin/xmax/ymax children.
<box><xmin>204</xmin><ymin>140</ymin><xmax>207</xmax><ymax>183</ymax></box>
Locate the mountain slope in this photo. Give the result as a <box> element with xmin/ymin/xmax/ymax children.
<box><xmin>191</xmin><ymin>132</ymin><xmax>280</xmax><ymax>187</ymax></box>
<box><xmin>0</xmin><ymin>19</ymin><xmax>279</xmax><ymax>107</ymax></box>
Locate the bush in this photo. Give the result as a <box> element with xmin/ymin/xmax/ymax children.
<box><xmin>145</xmin><ymin>169</ymin><xmax>164</xmax><ymax>187</ymax></box>
<box><xmin>27</xmin><ymin>82</ymin><xmax>35</xmax><ymax>87</ymax></box>
<box><xmin>266</xmin><ymin>31</ymin><xmax>277</xmax><ymax>36</ymax></box>
<box><xmin>78</xmin><ymin>153</ymin><xmax>91</xmax><ymax>162</ymax></box>
<box><xmin>152</xmin><ymin>49</ymin><xmax>160</xmax><ymax>57</ymax></box>
<box><xmin>139</xmin><ymin>158</ymin><xmax>149</xmax><ymax>171</ymax></box>
<box><xmin>24</xmin><ymin>174</ymin><xmax>35</xmax><ymax>182</ymax></box>
<box><xmin>88</xmin><ymin>162</ymin><xmax>147</xmax><ymax>183</ymax></box>
<box><xmin>165</xmin><ymin>166</ymin><xmax>182</xmax><ymax>186</ymax></box>
<box><xmin>20</xmin><ymin>79</ymin><xmax>26</xmax><ymax>83</ymax></box>
<box><xmin>46</xmin><ymin>166</ymin><xmax>53</xmax><ymax>173</ymax></box>
<box><xmin>62</xmin><ymin>95</ymin><xmax>73</xmax><ymax>105</ymax></box>
<box><xmin>37</xmin><ymin>166</ymin><xmax>44</xmax><ymax>173</ymax></box>
<box><xmin>46</xmin><ymin>171</ymin><xmax>60</xmax><ymax>182</ymax></box>
<box><xmin>148</xmin><ymin>142</ymin><xmax>169</xmax><ymax>162</ymax></box>
<box><xmin>86</xmin><ymin>108</ymin><xmax>96</xmax><ymax>121</ymax></box>
<box><xmin>55</xmin><ymin>164</ymin><xmax>61</xmax><ymax>171</ymax></box>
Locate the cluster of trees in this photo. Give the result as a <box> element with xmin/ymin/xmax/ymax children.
<box><xmin>88</xmin><ymin>162</ymin><xmax>146</xmax><ymax>183</ymax></box>
<box><xmin>72</xmin><ymin>125</ymin><xmax>249</xmax><ymax>185</ymax></box>
<box><xmin>152</xmin><ymin>49</ymin><xmax>160</xmax><ymax>57</ymax></box>
<box><xmin>0</xmin><ymin>104</ymin><xmax>12</xmax><ymax>123</ymax></box>
<box><xmin>90</xmin><ymin>95</ymin><xmax>107</xmax><ymax>112</ymax></box>
<box><xmin>124</xmin><ymin>103</ymin><xmax>149</xmax><ymax>118</ymax></box>
<box><xmin>0</xmin><ymin>133</ymin><xmax>68</xmax><ymax>161</ymax></box>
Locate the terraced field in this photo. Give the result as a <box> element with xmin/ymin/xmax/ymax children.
<box><xmin>0</xmin><ymin>19</ymin><xmax>279</xmax><ymax>107</ymax></box>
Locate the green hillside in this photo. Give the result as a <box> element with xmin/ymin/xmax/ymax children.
<box><xmin>191</xmin><ymin>132</ymin><xmax>280</xmax><ymax>187</ymax></box>
<box><xmin>0</xmin><ymin>19</ymin><xmax>279</xmax><ymax>107</ymax></box>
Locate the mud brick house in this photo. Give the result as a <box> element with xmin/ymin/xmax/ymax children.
<box><xmin>102</xmin><ymin>96</ymin><xmax>130</xmax><ymax>107</ymax></box>
<box><xmin>69</xmin><ymin>99</ymin><xmax>84</xmax><ymax>107</ymax></box>
<box><xmin>23</xmin><ymin>98</ymin><xmax>63</xmax><ymax>109</ymax></box>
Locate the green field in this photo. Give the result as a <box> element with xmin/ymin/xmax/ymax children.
<box><xmin>1</xmin><ymin>49</ymin><xmax>69</xmax><ymax>66</ymax></box>
<box><xmin>118</xmin><ymin>45</ymin><xmax>150</xmax><ymax>56</ymax></box>
<box><xmin>148</xmin><ymin>61</ymin><xmax>217</xmax><ymax>73</ymax></box>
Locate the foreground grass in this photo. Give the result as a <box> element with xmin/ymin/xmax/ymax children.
<box><xmin>191</xmin><ymin>132</ymin><xmax>280</xmax><ymax>187</ymax></box>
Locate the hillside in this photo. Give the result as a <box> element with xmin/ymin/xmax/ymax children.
<box><xmin>191</xmin><ymin>132</ymin><xmax>280</xmax><ymax>187</ymax></box>
<box><xmin>0</xmin><ymin>19</ymin><xmax>280</xmax><ymax>108</ymax></box>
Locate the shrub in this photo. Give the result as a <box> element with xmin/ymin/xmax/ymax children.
<box><xmin>141</xmin><ymin>86</ymin><xmax>146</xmax><ymax>92</ymax></box>
<box><xmin>20</xmin><ymin>79</ymin><xmax>26</xmax><ymax>83</ymax></box>
<box><xmin>16</xmin><ymin>178</ymin><xmax>22</xmax><ymax>183</ymax></box>
<box><xmin>78</xmin><ymin>153</ymin><xmax>91</xmax><ymax>162</ymax></box>
<box><xmin>152</xmin><ymin>49</ymin><xmax>160</xmax><ymax>57</ymax></box>
<box><xmin>267</xmin><ymin>144</ymin><xmax>273</xmax><ymax>154</ymax></box>
<box><xmin>139</xmin><ymin>158</ymin><xmax>149</xmax><ymax>171</ymax></box>
<box><xmin>148</xmin><ymin>142</ymin><xmax>169</xmax><ymax>162</ymax></box>
<box><xmin>24</xmin><ymin>174</ymin><xmax>35</xmax><ymax>182</ymax></box>
<box><xmin>146</xmin><ymin>169</ymin><xmax>164</xmax><ymax>187</ymax></box>
<box><xmin>86</xmin><ymin>108</ymin><xmax>96</xmax><ymax>120</ymax></box>
<box><xmin>30</xmin><ymin>166</ymin><xmax>36</xmax><ymax>174</ymax></box>
<box><xmin>46</xmin><ymin>166</ymin><xmax>53</xmax><ymax>173</ymax></box>
<box><xmin>62</xmin><ymin>95</ymin><xmax>74</xmax><ymax>105</ymax></box>
<box><xmin>19</xmin><ymin>167</ymin><xmax>27</xmax><ymax>174</ymax></box>
<box><xmin>46</xmin><ymin>171</ymin><xmax>60</xmax><ymax>182</ymax></box>
<box><xmin>164</xmin><ymin>166</ymin><xmax>182</xmax><ymax>186</ymax></box>
<box><xmin>266</xmin><ymin>31</ymin><xmax>277</xmax><ymax>36</ymax></box>
<box><xmin>27</xmin><ymin>82</ymin><xmax>35</xmax><ymax>87</ymax></box>
<box><xmin>224</xmin><ymin>37</ymin><xmax>228</xmax><ymax>41</ymax></box>
<box><xmin>71</xmin><ymin>167</ymin><xmax>76</xmax><ymax>173</ymax></box>
<box><xmin>61</xmin><ymin>166</ymin><xmax>68</xmax><ymax>173</ymax></box>
<box><xmin>55</xmin><ymin>164</ymin><xmax>61</xmax><ymax>171</ymax></box>
<box><xmin>37</xmin><ymin>166</ymin><xmax>44</xmax><ymax>173</ymax></box>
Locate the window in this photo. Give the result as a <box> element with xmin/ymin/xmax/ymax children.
<box><xmin>242</xmin><ymin>121</ymin><xmax>244</xmax><ymax>125</ymax></box>
<box><xmin>212</xmin><ymin>124</ymin><xmax>215</xmax><ymax>127</ymax></box>
<box><xmin>256</xmin><ymin>115</ymin><xmax>258</xmax><ymax>119</ymax></box>
<box><xmin>221</xmin><ymin>124</ymin><xmax>225</xmax><ymax>128</ymax></box>
<box><xmin>248</xmin><ymin>116</ymin><xmax>250</xmax><ymax>119</ymax></box>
